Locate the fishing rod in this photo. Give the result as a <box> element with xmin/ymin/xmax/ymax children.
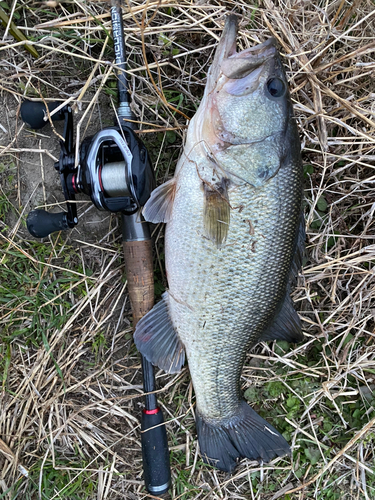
<box><xmin>20</xmin><ymin>1</ymin><xmax>171</xmax><ymax>495</ymax></box>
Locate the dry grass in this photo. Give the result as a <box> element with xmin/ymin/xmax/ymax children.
<box><xmin>0</xmin><ymin>0</ymin><xmax>375</xmax><ymax>499</ymax></box>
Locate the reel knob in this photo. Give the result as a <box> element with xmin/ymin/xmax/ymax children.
<box><xmin>27</xmin><ymin>209</ymin><xmax>70</xmax><ymax>238</ymax></box>
<box><xmin>20</xmin><ymin>100</ymin><xmax>65</xmax><ymax>129</ymax></box>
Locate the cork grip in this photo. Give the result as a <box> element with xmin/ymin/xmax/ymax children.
<box><xmin>123</xmin><ymin>239</ymin><xmax>154</xmax><ymax>327</ymax></box>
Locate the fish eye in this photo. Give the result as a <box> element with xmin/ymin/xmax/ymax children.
<box><xmin>266</xmin><ymin>77</ymin><xmax>286</xmax><ymax>98</ymax></box>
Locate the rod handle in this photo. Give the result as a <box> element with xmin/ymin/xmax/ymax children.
<box><xmin>122</xmin><ymin>223</ymin><xmax>171</xmax><ymax>494</ymax></box>
<box><xmin>141</xmin><ymin>408</ymin><xmax>171</xmax><ymax>495</ymax></box>
<box><xmin>27</xmin><ymin>209</ymin><xmax>69</xmax><ymax>238</ymax></box>
<box><xmin>122</xmin><ymin>239</ymin><xmax>154</xmax><ymax>326</ymax></box>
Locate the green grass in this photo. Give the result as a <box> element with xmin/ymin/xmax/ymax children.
<box><xmin>0</xmin><ymin>238</ymin><xmax>91</xmax><ymax>347</ymax></box>
<box><xmin>12</xmin><ymin>458</ymin><xmax>97</xmax><ymax>500</ymax></box>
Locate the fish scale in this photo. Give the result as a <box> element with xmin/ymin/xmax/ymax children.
<box><xmin>166</xmin><ymin>155</ymin><xmax>302</xmax><ymax>423</ymax></box>
<box><xmin>135</xmin><ymin>15</ymin><xmax>304</xmax><ymax>472</ymax></box>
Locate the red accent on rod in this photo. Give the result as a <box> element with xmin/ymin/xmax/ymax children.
<box><xmin>143</xmin><ymin>408</ymin><xmax>160</xmax><ymax>415</ymax></box>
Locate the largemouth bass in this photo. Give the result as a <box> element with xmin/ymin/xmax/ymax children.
<box><xmin>134</xmin><ymin>15</ymin><xmax>304</xmax><ymax>472</ymax></box>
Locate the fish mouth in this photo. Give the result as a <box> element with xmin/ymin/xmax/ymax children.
<box><xmin>206</xmin><ymin>15</ymin><xmax>238</xmax><ymax>88</ymax></box>
<box><xmin>221</xmin><ymin>38</ymin><xmax>277</xmax><ymax>80</ymax></box>
<box><xmin>215</xmin><ymin>37</ymin><xmax>278</xmax><ymax>103</ymax></box>
<box><xmin>209</xmin><ymin>16</ymin><xmax>276</xmax><ymax>82</ymax></box>
<box><xmin>206</xmin><ymin>15</ymin><xmax>277</xmax><ymax>97</ymax></box>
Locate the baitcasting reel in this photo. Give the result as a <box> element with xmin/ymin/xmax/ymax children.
<box><xmin>21</xmin><ymin>100</ymin><xmax>155</xmax><ymax>238</ymax></box>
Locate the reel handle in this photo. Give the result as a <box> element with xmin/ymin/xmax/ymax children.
<box><xmin>26</xmin><ymin>209</ymin><xmax>69</xmax><ymax>238</ymax></box>
<box><xmin>20</xmin><ymin>100</ymin><xmax>65</xmax><ymax>130</ymax></box>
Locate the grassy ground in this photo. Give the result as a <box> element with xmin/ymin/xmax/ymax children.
<box><xmin>1</xmin><ymin>0</ymin><xmax>375</xmax><ymax>499</ymax></box>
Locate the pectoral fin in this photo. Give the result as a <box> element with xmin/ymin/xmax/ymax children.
<box><xmin>203</xmin><ymin>177</ymin><xmax>230</xmax><ymax>247</ymax></box>
<box><xmin>142</xmin><ymin>178</ymin><xmax>176</xmax><ymax>224</ymax></box>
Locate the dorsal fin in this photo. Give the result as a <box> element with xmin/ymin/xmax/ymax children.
<box><xmin>259</xmin><ymin>287</ymin><xmax>303</xmax><ymax>343</ymax></box>
<box><xmin>290</xmin><ymin>214</ymin><xmax>306</xmax><ymax>281</ymax></box>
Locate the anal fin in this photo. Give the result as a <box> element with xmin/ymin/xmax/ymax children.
<box><xmin>134</xmin><ymin>291</ymin><xmax>185</xmax><ymax>374</ymax></box>
<box><xmin>260</xmin><ymin>289</ymin><xmax>304</xmax><ymax>343</ymax></box>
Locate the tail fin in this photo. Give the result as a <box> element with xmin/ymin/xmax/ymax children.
<box><xmin>196</xmin><ymin>400</ymin><xmax>290</xmax><ymax>472</ymax></box>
